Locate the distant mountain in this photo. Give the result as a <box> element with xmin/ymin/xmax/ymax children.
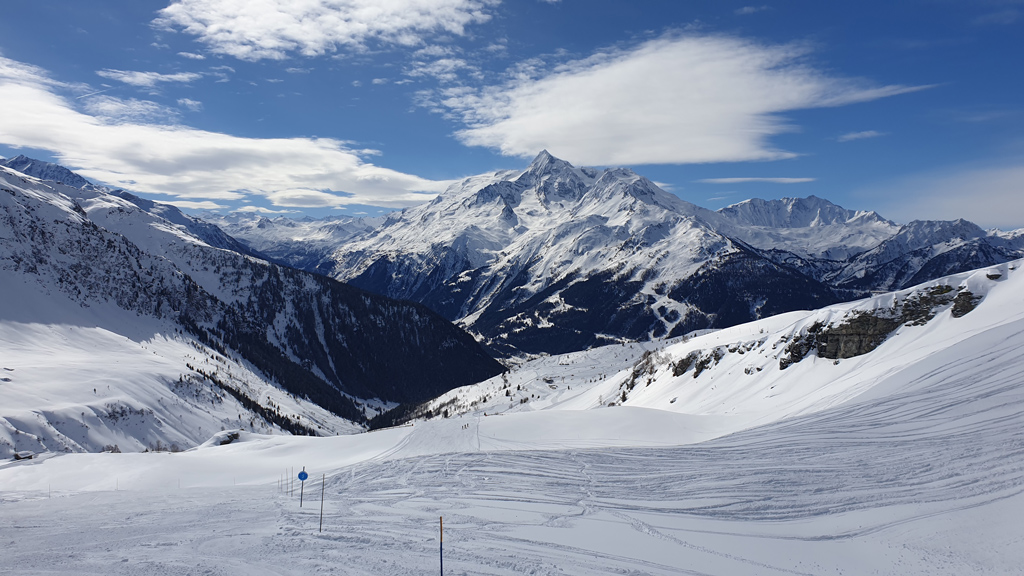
<box><xmin>829</xmin><ymin>219</ymin><xmax>1024</xmax><ymax>291</ymax></box>
<box><xmin>205</xmin><ymin>212</ymin><xmax>382</xmax><ymax>273</ymax></box>
<box><xmin>0</xmin><ymin>162</ymin><xmax>503</xmax><ymax>455</ymax></box>
<box><xmin>713</xmin><ymin>195</ymin><xmax>900</xmax><ymax>261</ymax></box>
<box><xmin>215</xmin><ymin>152</ymin><xmax>1024</xmax><ymax>357</ymax></box>
<box><xmin>306</xmin><ymin>151</ymin><xmax>843</xmax><ymax>355</ymax></box>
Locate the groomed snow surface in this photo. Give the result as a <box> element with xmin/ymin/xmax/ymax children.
<box><xmin>3</xmin><ymin>261</ymin><xmax>1024</xmax><ymax>574</ymax></box>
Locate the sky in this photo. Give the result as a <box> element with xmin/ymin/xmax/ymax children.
<box><xmin>0</xmin><ymin>1</ymin><xmax>1021</xmax><ymax>227</ymax></box>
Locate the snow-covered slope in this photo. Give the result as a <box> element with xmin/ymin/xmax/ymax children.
<box><xmin>0</xmin><ymin>276</ymin><xmax>362</xmax><ymax>457</ymax></box>
<box><xmin>377</xmin><ymin>258</ymin><xmax>1021</xmax><ymax>438</ymax></box>
<box><xmin>0</xmin><ymin>164</ymin><xmax>503</xmax><ymax>456</ymax></box>
<box><xmin>2</xmin><ymin>259</ymin><xmax>1023</xmax><ymax>574</ymax></box>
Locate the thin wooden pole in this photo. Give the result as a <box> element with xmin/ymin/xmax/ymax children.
<box><xmin>440</xmin><ymin>516</ymin><xmax>444</xmax><ymax>575</ymax></box>
<box><xmin>319</xmin><ymin>474</ymin><xmax>325</xmax><ymax>533</ymax></box>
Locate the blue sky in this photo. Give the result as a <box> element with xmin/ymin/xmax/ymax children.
<box><xmin>0</xmin><ymin>1</ymin><xmax>1021</xmax><ymax>227</ymax></box>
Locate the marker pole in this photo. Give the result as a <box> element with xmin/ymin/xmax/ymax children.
<box><xmin>440</xmin><ymin>516</ymin><xmax>443</xmax><ymax>575</ymax></box>
<box><xmin>300</xmin><ymin>467</ymin><xmax>305</xmax><ymax>508</ymax></box>
<box><xmin>319</xmin><ymin>474</ymin><xmax>325</xmax><ymax>533</ymax></box>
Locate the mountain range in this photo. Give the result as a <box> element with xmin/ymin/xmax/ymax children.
<box><xmin>209</xmin><ymin>151</ymin><xmax>1024</xmax><ymax>356</ymax></box>
<box><xmin>4</xmin><ymin>151</ymin><xmax>1022</xmax><ymax>454</ymax></box>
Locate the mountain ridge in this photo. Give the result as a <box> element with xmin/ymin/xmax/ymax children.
<box><xmin>0</xmin><ymin>163</ymin><xmax>504</xmax><ymax>456</ymax></box>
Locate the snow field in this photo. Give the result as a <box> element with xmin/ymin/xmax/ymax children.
<box><xmin>0</xmin><ymin>271</ymin><xmax>360</xmax><ymax>458</ymax></box>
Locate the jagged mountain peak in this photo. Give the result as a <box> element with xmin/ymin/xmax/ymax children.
<box><xmin>718</xmin><ymin>195</ymin><xmax>891</xmax><ymax>228</ymax></box>
<box><xmin>0</xmin><ymin>154</ymin><xmax>93</xmax><ymax>190</ymax></box>
<box><xmin>900</xmin><ymin>218</ymin><xmax>985</xmax><ymax>240</ymax></box>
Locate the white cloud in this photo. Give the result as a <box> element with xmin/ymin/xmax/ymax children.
<box><xmin>406</xmin><ymin>58</ymin><xmax>474</xmax><ymax>83</ymax></box>
<box><xmin>859</xmin><ymin>161</ymin><xmax>1024</xmax><ymax>229</ymax></box>
<box><xmin>697</xmin><ymin>177</ymin><xmax>815</xmax><ymax>184</ymax></box>
<box><xmin>413</xmin><ymin>45</ymin><xmax>455</xmax><ymax>58</ymax></box>
<box><xmin>735</xmin><ymin>6</ymin><xmax>770</xmax><ymax>15</ymax></box>
<box><xmin>234</xmin><ymin>205</ymin><xmax>297</xmax><ymax>214</ymax></box>
<box><xmin>154</xmin><ymin>0</ymin><xmax>497</xmax><ymax>61</ymax></box>
<box><xmin>178</xmin><ymin>51</ymin><xmax>206</xmax><ymax>60</ymax></box>
<box><xmin>440</xmin><ymin>35</ymin><xmax>929</xmax><ymax>165</ymax></box>
<box><xmin>837</xmin><ymin>130</ymin><xmax>885</xmax><ymax>142</ymax></box>
<box><xmin>164</xmin><ymin>199</ymin><xmax>226</xmax><ymax>210</ymax></box>
<box><xmin>83</xmin><ymin>96</ymin><xmax>181</xmax><ymax>124</ymax></box>
<box><xmin>973</xmin><ymin>9</ymin><xmax>1020</xmax><ymax>26</ymax></box>
<box><xmin>177</xmin><ymin>98</ymin><xmax>204</xmax><ymax>112</ymax></box>
<box><xmin>266</xmin><ymin>188</ymin><xmax>351</xmax><ymax>208</ymax></box>
<box><xmin>96</xmin><ymin>69</ymin><xmax>203</xmax><ymax>88</ymax></box>
<box><xmin>0</xmin><ymin>55</ymin><xmax>448</xmax><ymax>209</ymax></box>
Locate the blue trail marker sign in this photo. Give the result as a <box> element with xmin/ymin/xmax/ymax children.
<box><xmin>298</xmin><ymin>467</ymin><xmax>308</xmax><ymax>507</ymax></box>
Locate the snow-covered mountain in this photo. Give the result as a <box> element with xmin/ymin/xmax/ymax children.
<box><xmin>204</xmin><ymin>212</ymin><xmax>382</xmax><ymax>273</ymax></box>
<box><xmin>0</xmin><ymin>163</ymin><xmax>503</xmax><ymax>457</ymax></box>
<box><xmin>712</xmin><ymin>195</ymin><xmax>900</xmax><ymax>260</ymax></box>
<box><xmin>829</xmin><ymin>218</ymin><xmax>1024</xmax><ymax>291</ymax></box>
<box><xmin>313</xmin><ymin>152</ymin><xmax>842</xmax><ymax>355</ymax></box>
<box><xmin>4</xmin><ymin>258</ymin><xmax>1022</xmax><ymax>574</ymax></box>
<box><xmin>215</xmin><ymin>152</ymin><xmax>1023</xmax><ymax>356</ymax></box>
<box><xmin>1</xmin><ymin>154</ymin><xmax>92</xmax><ymax>189</ymax></box>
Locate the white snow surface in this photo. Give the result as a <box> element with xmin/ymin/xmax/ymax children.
<box><xmin>3</xmin><ymin>260</ymin><xmax>1023</xmax><ymax>574</ymax></box>
<box><xmin>0</xmin><ymin>272</ymin><xmax>361</xmax><ymax>457</ymax></box>
<box><xmin>0</xmin><ymin>165</ymin><xmax>363</xmax><ymax>458</ymax></box>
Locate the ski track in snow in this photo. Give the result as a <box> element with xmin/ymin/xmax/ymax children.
<box><xmin>3</xmin><ymin>317</ymin><xmax>1023</xmax><ymax>575</ymax></box>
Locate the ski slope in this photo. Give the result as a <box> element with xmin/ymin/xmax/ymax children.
<box><xmin>2</xmin><ymin>261</ymin><xmax>1024</xmax><ymax>573</ymax></box>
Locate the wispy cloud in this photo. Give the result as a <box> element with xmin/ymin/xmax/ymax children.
<box><xmin>178</xmin><ymin>51</ymin><xmax>206</xmax><ymax>60</ymax></box>
<box><xmin>439</xmin><ymin>35</ymin><xmax>929</xmax><ymax>165</ymax></box>
<box><xmin>406</xmin><ymin>58</ymin><xmax>476</xmax><ymax>83</ymax></box>
<box><xmin>973</xmin><ymin>9</ymin><xmax>1019</xmax><ymax>26</ymax></box>
<box><xmin>83</xmin><ymin>96</ymin><xmax>180</xmax><ymax>124</ymax></box>
<box><xmin>735</xmin><ymin>6</ymin><xmax>770</xmax><ymax>15</ymax></box>
<box><xmin>177</xmin><ymin>98</ymin><xmax>204</xmax><ymax>112</ymax></box>
<box><xmin>266</xmin><ymin>188</ymin><xmax>352</xmax><ymax>208</ymax></box>
<box><xmin>96</xmin><ymin>69</ymin><xmax>202</xmax><ymax>88</ymax></box>
<box><xmin>0</xmin><ymin>55</ymin><xmax>449</xmax><ymax>209</ymax></box>
<box><xmin>164</xmin><ymin>199</ymin><xmax>226</xmax><ymax>210</ymax></box>
<box><xmin>154</xmin><ymin>0</ymin><xmax>497</xmax><ymax>61</ymax></box>
<box><xmin>837</xmin><ymin>130</ymin><xmax>885</xmax><ymax>142</ymax></box>
<box><xmin>234</xmin><ymin>205</ymin><xmax>298</xmax><ymax>214</ymax></box>
<box><xmin>697</xmin><ymin>177</ymin><xmax>815</xmax><ymax>184</ymax></box>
